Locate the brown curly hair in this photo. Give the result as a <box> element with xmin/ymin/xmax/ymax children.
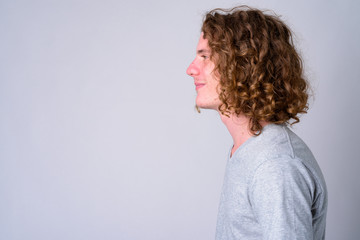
<box><xmin>201</xmin><ymin>6</ymin><xmax>309</xmax><ymax>134</ymax></box>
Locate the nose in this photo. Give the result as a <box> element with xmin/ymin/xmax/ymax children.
<box><xmin>186</xmin><ymin>60</ymin><xmax>199</xmax><ymax>76</ymax></box>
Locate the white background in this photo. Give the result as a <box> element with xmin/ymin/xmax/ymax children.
<box><xmin>1</xmin><ymin>0</ymin><xmax>359</xmax><ymax>239</ymax></box>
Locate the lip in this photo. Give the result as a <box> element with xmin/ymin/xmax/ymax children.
<box><xmin>195</xmin><ymin>83</ymin><xmax>205</xmax><ymax>90</ymax></box>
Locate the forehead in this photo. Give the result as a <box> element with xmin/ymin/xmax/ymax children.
<box><xmin>196</xmin><ymin>33</ymin><xmax>211</xmax><ymax>52</ymax></box>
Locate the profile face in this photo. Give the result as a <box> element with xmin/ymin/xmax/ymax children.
<box><xmin>186</xmin><ymin>33</ymin><xmax>221</xmax><ymax>111</ymax></box>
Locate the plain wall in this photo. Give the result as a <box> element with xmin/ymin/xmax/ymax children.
<box><xmin>1</xmin><ymin>0</ymin><xmax>359</xmax><ymax>239</ymax></box>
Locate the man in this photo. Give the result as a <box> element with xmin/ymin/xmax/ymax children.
<box><xmin>186</xmin><ymin>6</ymin><xmax>328</xmax><ymax>240</ymax></box>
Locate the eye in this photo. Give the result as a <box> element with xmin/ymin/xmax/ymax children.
<box><xmin>201</xmin><ymin>55</ymin><xmax>209</xmax><ymax>60</ymax></box>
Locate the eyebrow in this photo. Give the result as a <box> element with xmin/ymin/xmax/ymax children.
<box><xmin>197</xmin><ymin>49</ymin><xmax>211</xmax><ymax>54</ymax></box>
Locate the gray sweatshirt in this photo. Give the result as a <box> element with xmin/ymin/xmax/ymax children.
<box><xmin>216</xmin><ymin>124</ymin><xmax>327</xmax><ymax>240</ymax></box>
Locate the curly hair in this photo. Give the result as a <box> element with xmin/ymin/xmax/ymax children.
<box><xmin>201</xmin><ymin>6</ymin><xmax>309</xmax><ymax>135</ymax></box>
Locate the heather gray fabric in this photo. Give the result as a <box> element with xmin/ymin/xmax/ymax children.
<box><xmin>216</xmin><ymin>124</ymin><xmax>327</xmax><ymax>240</ymax></box>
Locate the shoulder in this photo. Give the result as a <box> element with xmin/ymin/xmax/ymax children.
<box><xmin>250</xmin><ymin>156</ymin><xmax>316</xmax><ymax>195</ymax></box>
<box><xmin>246</xmin><ymin>124</ymin><xmax>327</xmax><ymax>197</ymax></box>
<box><xmin>249</xmin><ymin>124</ymin><xmax>321</xmax><ymax>175</ymax></box>
<box><xmin>249</xmin><ymin>143</ymin><xmax>327</xmax><ymax>217</ymax></box>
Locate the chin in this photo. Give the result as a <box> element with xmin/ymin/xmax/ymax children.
<box><xmin>196</xmin><ymin>101</ymin><xmax>218</xmax><ymax>111</ymax></box>
<box><xmin>196</xmin><ymin>96</ymin><xmax>221</xmax><ymax>111</ymax></box>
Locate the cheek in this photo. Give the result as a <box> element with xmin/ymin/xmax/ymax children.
<box><xmin>207</xmin><ymin>81</ymin><xmax>220</xmax><ymax>99</ymax></box>
<box><xmin>204</xmin><ymin>63</ymin><xmax>215</xmax><ymax>74</ymax></box>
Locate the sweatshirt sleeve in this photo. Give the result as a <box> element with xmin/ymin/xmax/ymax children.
<box><xmin>249</xmin><ymin>157</ymin><xmax>315</xmax><ymax>240</ymax></box>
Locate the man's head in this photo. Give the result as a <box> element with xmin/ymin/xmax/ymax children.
<box><xmin>187</xmin><ymin>6</ymin><xmax>309</xmax><ymax>134</ymax></box>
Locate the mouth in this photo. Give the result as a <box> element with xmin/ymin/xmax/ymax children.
<box><xmin>195</xmin><ymin>83</ymin><xmax>205</xmax><ymax>90</ymax></box>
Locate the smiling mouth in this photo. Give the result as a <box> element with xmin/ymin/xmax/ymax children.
<box><xmin>195</xmin><ymin>83</ymin><xmax>205</xmax><ymax>90</ymax></box>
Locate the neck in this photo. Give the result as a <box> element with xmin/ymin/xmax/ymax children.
<box><xmin>219</xmin><ymin>113</ymin><xmax>268</xmax><ymax>156</ymax></box>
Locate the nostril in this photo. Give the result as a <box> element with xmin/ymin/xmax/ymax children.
<box><xmin>186</xmin><ymin>66</ymin><xmax>193</xmax><ymax>76</ymax></box>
